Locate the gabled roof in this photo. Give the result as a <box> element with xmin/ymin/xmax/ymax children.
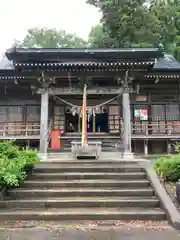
<box><xmin>153</xmin><ymin>54</ymin><xmax>180</xmax><ymax>71</ymax></box>
<box><xmin>0</xmin><ymin>55</ymin><xmax>14</xmax><ymax>70</ymax></box>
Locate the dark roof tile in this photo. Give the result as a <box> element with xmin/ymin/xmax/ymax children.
<box><xmin>153</xmin><ymin>54</ymin><xmax>180</xmax><ymax>70</ymax></box>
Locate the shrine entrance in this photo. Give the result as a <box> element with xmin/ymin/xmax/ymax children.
<box><xmin>65</xmin><ymin>108</ymin><xmax>79</xmax><ymax>132</ymax></box>
<box><xmin>65</xmin><ymin>106</ymin><xmax>109</xmax><ymax>133</ymax></box>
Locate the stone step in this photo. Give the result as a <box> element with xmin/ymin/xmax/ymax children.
<box><xmin>30</xmin><ymin>172</ymin><xmax>146</xmax><ymax>180</ymax></box>
<box><xmin>38</xmin><ymin>159</ymin><xmax>140</xmax><ymax>165</ymax></box>
<box><xmin>22</xmin><ymin>180</ymin><xmax>149</xmax><ymax>188</ymax></box>
<box><xmin>8</xmin><ymin>188</ymin><xmax>154</xmax><ymax>198</ymax></box>
<box><xmin>0</xmin><ymin>208</ymin><xmax>166</xmax><ymax>221</ymax></box>
<box><xmin>33</xmin><ymin>165</ymin><xmax>144</xmax><ymax>173</ymax></box>
<box><xmin>0</xmin><ymin>197</ymin><xmax>160</xmax><ymax>209</ymax></box>
<box><xmin>47</xmin><ymin>147</ymin><xmax>123</xmax><ymax>153</ymax></box>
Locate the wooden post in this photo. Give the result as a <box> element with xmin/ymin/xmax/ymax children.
<box><xmin>26</xmin><ymin>140</ymin><xmax>30</xmax><ymax>150</ymax></box>
<box><xmin>93</xmin><ymin>114</ymin><xmax>96</xmax><ymax>132</ymax></box>
<box><xmin>39</xmin><ymin>88</ymin><xmax>49</xmax><ymax>154</ymax></box>
<box><xmin>144</xmin><ymin>139</ymin><xmax>148</xmax><ymax>156</ymax></box>
<box><xmin>122</xmin><ymin>71</ymin><xmax>133</xmax><ymax>159</ymax></box>
<box><xmin>78</xmin><ymin>114</ymin><xmax>81</xmax><ymax>132</ymax></box>
<box><xmin>167</xmin><ymin>140</ymin><xmax>172</xmax><ymax>154</ymax></box>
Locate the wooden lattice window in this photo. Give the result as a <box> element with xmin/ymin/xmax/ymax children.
<box><xmin>152</xmin><ymin>105</ymin><xmax>165</xmax><ymax>121</ymax></box>
<box><xmin>166</xmin><ymin>104</ymin><xmax>180</xmax><ymax>121</ymax></box>
<box><xmin>7</xmin><ymin>106</ymin><xmax>23</xmax><ymax>122</ymax></box>
<box><xmin>0</xmin><ymin>107</ymin><xmax>7</xmax><ymax>122</ymax></box>
<box><xmin>26</xmin><ymin>105</ymin><xmax>40</xmax><ymax>121</ymax></box>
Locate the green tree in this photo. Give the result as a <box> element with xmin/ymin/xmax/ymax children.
<box><xmin>150</xmin><ymin>1</ymin><xmax>178</xmax><ymax>54</ymax></box>
<box><xmin>17</xmin><ymin>27</ymin><xmax>88</xmax><ymax>48</ymax></box>
<box><xmin>87</xmin><ymin>0</ymin><xmax>162</xmax><ymax>47</ymax></box>
<box><xmin>174</xmin><ymin>5</ymin><xmax>180</xmax><ymax>60</ymax></box>
<box><xmin>88</xmin><ymin>24</ymin><xmax>113</xmax><ymax>47</ymax></box>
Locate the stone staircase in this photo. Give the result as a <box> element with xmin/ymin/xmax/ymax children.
<box><xmin>0</xmin><ymin>157</ymin><xmax>166</xmax><ymax>221</ymax></box>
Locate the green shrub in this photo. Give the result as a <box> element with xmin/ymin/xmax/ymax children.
<box><xmin>154</xmin><ymin>155</ymin><xmax>180</xmax><ymax>181</ymax></box>
<box><xmin>0</xmin><ymin>141</ymin><xmax>39</xmax><ymax>188</ymax></box>
<box><xmin>0</xmin><ymin>140</ymin><xmax>20</xmax><ymax>159</ymax></box>
<box><xmin>173</xmin><ymin>141</ymin><xmax>180</xmax><ymax>154</ymax></box>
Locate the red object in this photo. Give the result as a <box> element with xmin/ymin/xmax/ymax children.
<box><xmin>51</xmin><ymin>129</ymin><xmax>61</xmax><ymax>149</ymax></box>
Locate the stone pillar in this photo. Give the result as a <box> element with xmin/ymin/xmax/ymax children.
<box><xmin>122</xmin><ymin>85</ymin><xmax>133</xmax><ymax>159</ymax></box>
<box><xmin>144</xmin><ymin>139</ymin><xmax>148</xmax><ymax>156</ymax></box>
<box><xmin>39</xmin><ymin>89</ymin><xmax>49</xmax><ymax>155</ymax></box>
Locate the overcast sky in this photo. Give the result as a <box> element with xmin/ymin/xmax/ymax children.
<box><xmin>0</xmin><ymin>0</ymin><xmax>101</xmax><ymax>54</ymax></box>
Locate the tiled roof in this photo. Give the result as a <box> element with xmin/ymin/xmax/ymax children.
<box><xmin>153</xmin><ymin>54</ymin><xmax>180</xmax><ymax>70</ymax></box>
<box><xmin>6</xmin><ymin>47</ymin><xmax>162</xmax><ymax>62</ymax></box>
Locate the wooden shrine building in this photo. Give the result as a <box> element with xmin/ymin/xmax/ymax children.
<box><xmin>0</xmin><ymin>47</ymin><xmax>180</xmax><ymax>155</ymax></box>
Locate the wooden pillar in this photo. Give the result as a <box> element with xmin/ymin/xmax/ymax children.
<box><xmin>78</xmin><ymin>114</ymin><xmax>81</xmax><ymax>132</ymax></box>
<box><xmin>148</xmin><ymin>92</ymin><xmax>152</xmax><ymax>135</ymax></box>
<box><xmin>26</xmin><ymin>140</ymin><xmax>30</xmax><ymax>150</ymax></box>
<box><xmin>39</xmin><ymin>88</ymin><xmax>49</xmax><ymax>154</ymax></box>
<box><xmin>93</xmin><ymin>114</ymin><xmax>96</xmax><ymax>132</ymax></box>
<box><xmin>167</xmin><ymin>140</ymin><xmax>172</xmax><ymax>154</ymax></box>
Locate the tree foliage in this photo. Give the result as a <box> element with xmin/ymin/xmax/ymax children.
<box><xmin>87</xmin><ymin>0</ymin><xmax>161</xmax><ymax>47</ymax></box>
<box><xmin>15</xmin><ymin>1</ymin><xmax>180</xmax><ymax>61</ymax></box>
<box><xmin>88</xmin><ymin>24</ymin><xmax>114</xmax><ymax>47</ymax></box>
<box><xmin>174</xmin><ymin>3</ymin><xmax>180</xmax><ymax>60</ymax></box>
<box><xmin>87</xmin><ymin>0</ymin><xmax>180</xmax><ymax>58</ymax></box>
<box><xmin>18</xmin><ymin>27</ymin><xmax>88</xmax><ymax>48</ymax></box>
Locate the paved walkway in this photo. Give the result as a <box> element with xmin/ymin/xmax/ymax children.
<box><xmin>0</xmin><ymin>221</ymin><xmax>179</xmax><ymax>240</ymax></box>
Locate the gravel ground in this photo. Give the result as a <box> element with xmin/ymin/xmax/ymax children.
<box><xmin>0</xmin><ymin>224</ymin><xmax>179</xmax><ymax>240</ymax></box>
<box><xmin>0</xmin><ymin>220</ymin><xmax>179</xmax><ymax>240</ymax></box>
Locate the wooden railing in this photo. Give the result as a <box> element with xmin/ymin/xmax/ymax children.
<box><xmin>0</xmin><ymin>121</ymin><xmax>179</xmax><ymax>139</ymax></box>
<box><xmin>131</xmin><ymin>122</ymin><xmax>180</xmax><ymax>135</ymax></box>
<box><xmin>0</xmin><ymin>123</ymin><xmax>40</xmax><ymax>137</ymax></box>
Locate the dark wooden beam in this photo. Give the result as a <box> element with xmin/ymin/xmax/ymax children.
<box><xmin>36</xmin><ymin>86</ymin><xmax>135</xmax><ymax>95</ymax></box>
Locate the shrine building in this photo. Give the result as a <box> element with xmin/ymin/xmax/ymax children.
<box><xmin>0</xmin><ymin>47</ymin><xmax>180</xmax><ymax>155</ymax></box>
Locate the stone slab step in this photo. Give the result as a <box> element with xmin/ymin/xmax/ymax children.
<box><xmin>0</xmin><ymin>208</ymin><xmax>166</xmax><ymax>221</ymax></box>
<box><xmin>22</xmin><ymin>180</ymin><xmax>150</xmax><ymax>188</ymax></box>
<box><xmin>34</xmin><ymin>165</ymin><xmax>144</xmax><ymax>173</ymax></box>
<box><xmin>8</xmin><ymin>188</ymin><xmax>154</xmax><ymax>198</ymax></box>
<box><xmin>39</xmin><ymin>160</ymin><xmax>140</xmax><ymax>165</ymax></box>
<box><xmin>31</xmin><ymin>172</ymin><xmax>146</xmax><ymax>180</ymax></box>
<box><xmin>0</xmin><ymin>197</ymin><xmax>160</xmax><ymax>209</ymax></box>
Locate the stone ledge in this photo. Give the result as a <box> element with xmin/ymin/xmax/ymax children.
<box><xmin>37</xmin><ymin>153</ymin><xmax>48</xmax><ymax>161</ymax></box>
<box><xmin>146</xmin><ymin>167</ymin><xmax>180</xmax><ymax>229</ymax></box>
<box><xmin>71</xmin><ymin>141</ymin><xmax>102</xmax><ymax>159</ymax></box>
<box><xmin>176</xmin><ymin>182</ymin><xmax>180</xmax><ymax>202</ymax></box>
<box><xmin>123</xmin><ymin>152</ymin><xmax>134</xmax><ymax>160</ymax></box>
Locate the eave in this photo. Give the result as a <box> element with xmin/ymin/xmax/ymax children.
<box><xmin>6</xmin><ymin>47</ymin><xmax>162</xmax><ymax>62</ymax></box>
<box><xmin>14</xmin><ymin>61</ymin><xmax>154</xmax><ymax>68</ymax></box>
<box><xmin>145</xmin><ymin>74</ymin><xmax>180</xmax><ymax>79</ymax></box>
